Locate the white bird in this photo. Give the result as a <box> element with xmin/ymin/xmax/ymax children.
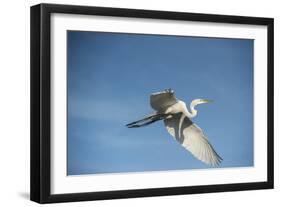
<box><xmin>126</xmin><ymin>89</ymin><xmax>222</xmax><ymax>166</ymax></box>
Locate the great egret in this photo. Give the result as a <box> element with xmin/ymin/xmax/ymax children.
<box><xmin>126</xmin><ymin>89</ymin><xmax>222</xmax><ymax>166</ymax></box>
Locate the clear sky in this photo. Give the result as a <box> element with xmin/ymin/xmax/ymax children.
<box><xmin>67</xmin><ymin>31</ymin><xmax>253</xmax><ymax>175</ymax></box>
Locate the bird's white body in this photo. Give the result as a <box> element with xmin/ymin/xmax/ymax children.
<box><xmin>127</xmin><ymin>89</ymin><xmax>222</xmax><ymax>166</ymax></box>
<box><xmin>164</xmin><ymin>100</ymin><xmax>187</xmax><ymax>115</ymax></box>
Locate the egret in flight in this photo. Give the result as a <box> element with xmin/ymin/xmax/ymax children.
<box><xmin>126</xmin><ymin>89</ymin><xmax>222</xmax><ymax>166</ymax></box>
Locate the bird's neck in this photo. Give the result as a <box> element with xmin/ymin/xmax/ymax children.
<box><xmin>183</xmin><ymin>102</ymin><xmax>197</xmax><ymax>118</ymax></box>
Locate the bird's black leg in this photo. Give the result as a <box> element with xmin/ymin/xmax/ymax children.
<box><xmin>127</xmin><ymin>114</ymin><xmax>169</xmax><ymax>128</ymax></box>
<box><xmin>126</xmin><ymin>113</ymin><xmax>157</xmax><ymax>127</ymax></box>
<box><xmin>127</xmin><ymin>118</ymin><xmax>159</xmax><ymax>128</ymax></box>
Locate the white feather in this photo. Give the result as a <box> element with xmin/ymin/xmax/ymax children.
<box><xmin>164</xmin><ymin>113</ymin><xmax>222</xmax><ymax>166</ymax></box>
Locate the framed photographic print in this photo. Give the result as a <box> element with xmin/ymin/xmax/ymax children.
<box><xmin>30</xmin><ymin>3</ymin><xmax>274</xmax><ymax>203</ymax></box>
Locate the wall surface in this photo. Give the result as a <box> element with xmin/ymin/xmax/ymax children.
<box><xmin>0</xmin><ymin>0</ymin><xmax>279</xmax><ymax>206</ymax></box>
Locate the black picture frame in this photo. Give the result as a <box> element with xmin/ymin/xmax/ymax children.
<box><xmin>30</xmin><ymin>3</ymin><xmax>274</xmax><ymax>204</ymax></box>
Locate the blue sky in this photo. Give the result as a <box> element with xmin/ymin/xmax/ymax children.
<box><xmin>67</xmin><ymin>31</ymin><xmax>253</xmax><ymax>175</ymax></box>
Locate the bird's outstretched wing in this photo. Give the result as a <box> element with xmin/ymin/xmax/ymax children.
<box><xmin>150</xmin><ymin>89</ymin><xmax>178</xmax><ymax>112</ymax></box>
<box><xmin>164</xmin><ymin>113</ymin><xmax>222</xmax><ymax>166</ymax></box>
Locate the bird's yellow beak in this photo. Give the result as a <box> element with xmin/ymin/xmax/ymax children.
<box><xmin>201</xmin><ymin>99</ymin><xmax>213</xmax><ymax>103</ymax></box>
